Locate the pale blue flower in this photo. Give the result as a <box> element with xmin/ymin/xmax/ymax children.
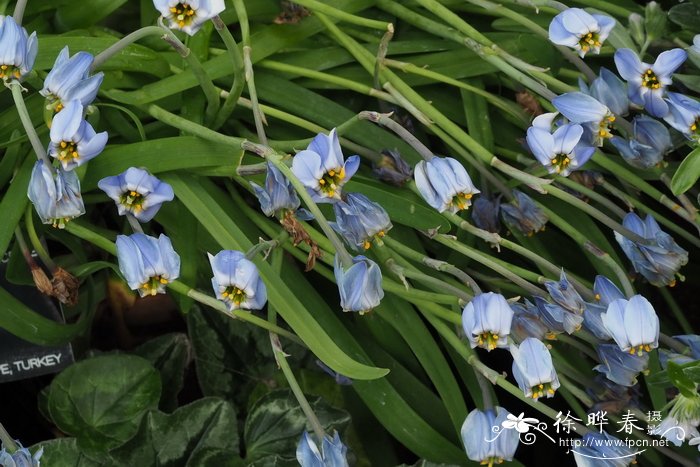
<box><xmin>40</xmin><ymin>47</ymin><xmax>104</xmax><ymax>109</ymax></box>
<box><xmin>296</xmin><ymin>431</ymin><xmax>348</xmax><ymax>467</ymax></box>
<box><xmin>372</xmin><ymin>149</ymin><xmax>412</xmax><ymax>186</ymax></box>
<box><xmin>580</xmin><ymin>67</ymin><xmax>629</xmax><ymax>116</ymax></box>
<box><xmin>27</xmin><ymin>160</ymin><xmax>85</xmax><ymax>229</ymax></box>
<box><xmin>500</xmin><ymin>190</ymin><xmax>547</xmax><ymax>236</ymax></box>
<box><xmin>510</xmin><ymin>338</ymin><xmax>560</xmax><ymax>399</ymax></box>
<box><xmin>553</xmin><ymin>92</ymin><xmax>616</xmax><ymax>146</ymax></box>
<box><xmin>610</xmin><ymin>116</ymin><xmax>671</xmax><ymax>169</ymax></box>
<box><xmin>614</xmin><ymin>48</ymin><xmax>687</xmax><ymax>117</ymax></box>
<box><xmin>116</xmin><ymin>233</ymin><xmax>180</xmax><ymax>297</ymax></box>
<box><xmin>595</xmin><ymin>343</ymin><xmax>648</xmax><ymax>387</ymax></box>
<box><xmin>510</xmin><ymin>299</ymin><xmax>549</xmax><ymax>343</ymax></box>
<box><xmin>48</xmin><ymin>100</ymin><xmax>108</xmax><ymax>171</ymax></box>
<box><xmin>291</xmin><ymin>129</ymin><xmax>360</xmax><ymax>203</ymax></box>
<box><xmin>548</xmin><ymin>8</ymin><xmax>615</xmax><ymax>58</ymax></box>
<box><xmin>414</xmin><ymin>156</ymin><xmax>480</xmax><ymax>213</ymax></box>
<box><xmin>526</xmin><ymin>123</ymin><xmax>594</xmax><ymax>176</ymax></box>
<box><xmin>664</xmin><ymin>92</ymin><xmax>700</xmax><ymax>141</ymax></box>
<box><xmin>471</xmin><ymin>196</ymin><xmax>501</xmax><ymax>233</ymax></box>
<box><xmin>208</xmin><ymin>250</ymin><xmax>267</xmax><ymax>311</ymax></box>
<box><xmin>461</xmin><ymin>407</ymin><xmax>519</xmax><ymax>464</ymax></box>
<box><xmin>573</xmin><ymin>431</ymin><xmax>637</xmax><ymax>467</ymax></box>
<box><xmin>250</xmin><ymin>162</ymin><xmax>301</xmax><ymax>217</ymax></box>
<box><xmin>153</xmin><ymin>0</ymin><xmax>225</xmax><ymax>35</ymax></box>
<box><xmin>545</xmin><ymin>269</ymin><xmax>585</xmax><ymax>314</ymax></box>
<box><xmin>614</xmin><ymin>212</ymin><xmax>688</xmax><ymax>287</ymax></box>
<box><xmin>583</xmin><ymin>302</ymin><xmax>611</xmax><ymax>340</ymax></box>
<box><xmin>0</xmin><ymin>16</ymin><xmax>37</xmax><ymax>82</ymax></box>
<box><xmin>98</xmin><ymin>167</ymin><xmax>174</xmax><ymax>222</ymax></box>
<box><xmin>0</xmin><ymin>444</ymin><xmax>42</xmax><ymax>467</ymax></box>
<box><xmin>331</xmin><ymin>193</ymin><xmax>392</xmax><ymax>251</ymax></box>
<box><xmin>602</xmin><ymin>295</ymin><xmax>659</xmax><ymax>356</ymax></box>
<box><xmin>462</xmin><ymin>292</ymin><xmax>514</xmax><ymax>351</ymax></box>
<box><xmin>533</xmin><ymin>296</ymin><xmax>584</xmax><ymax>335</ymax></box>
<box><xmin>333</xmin><ymin>254</ymin><xmax>383</xmax><ymax>314</ymax></box>
<box><xmin>689</xmin><ymin>34</ymin><xmax>700</xmax><ymax>68</ymax></box>
<box><xmin>593</xmin><ymin>275</ymin><xmax>626</xmax><ymax>306</ymax></box>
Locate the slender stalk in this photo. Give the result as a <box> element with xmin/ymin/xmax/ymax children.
<box><xmin>383</xmin><ymin>255</ymin><xmax>472</xmax><ymax>302</ymax></box>
<box><xmin>91</xmin><ymin>26</ymin><xmax>164</xmax><ymax>70</ymax></box>
<box><xmin>293</xmin><ymin>0</ymin><xmax>393</xmax><ymax>31</ymax></box>
<box><xmin>211</xmin><ymin>15</ymin><xmax>245</xmax><ymax>129</ymax></box>
<box><xmin>243</xmin><ymin>46</ymin><xmax>268</xmax><ymax>145</ymax></box>
<box><xmin>126</xmin><ymin>213</ymin><xmax>144</xmax><ymax>234</ymax></box>
<box><xmin>0</xmin><ymin>422</ymin><xmax>18</xmax><ymax>453</ymax></box>
<box><xmin>24</xmin><ymin>204</ymin><xmax>57</xmax><ymax>272</ymax></box>
<box><xmin>12</xmin><ymin>0</ymin><xmax>27</xmax><ymax>23</ymax></box>
<box><xmin>359</xmin><ymin>111</ymin><xmax>433</xmax><ymax>160</ymax></box>
<box><xmin>10</xmin><ymin>83</ymin><xmax>50</xmax><ymax>166</ymax></box>
<box><xmin>555</xmin><ymin>177</ymin><xmax>628</xmax><ymax>219</ymax></box>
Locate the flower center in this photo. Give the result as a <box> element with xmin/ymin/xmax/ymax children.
<box><xmin>57</xmin><ymin>141</ymin><xmax>79</xmax><ymax>162</ymax></box>
<box><xmin>0</xmin><ymin>64</ymin><xmax>21</xmax><ymax>80</ymax></box>
<box><xmin>222</xmin><ymin>285</ymin><xmax>246</xmax><ymax>305</ymax></box>
<box><xmin>317</xmin><ymin>167</ymin><xmax>345</xmax><ymax>198</ymax></box>
<box><xmin>169</xmin><ymin>3</ymin><xmax>197</xmax><ymax>27</ymax></box>
<box><xmin>690</xmin><ymin>117</ymin><xmax>699</xmax><ymax>137</ymax></box>
<box><xmin>641</xmin><ymin>69</ymin><xmax>661</xmax><ymax>90</ymax></box>
<box><xmin>140</xmin><ymin>275</ymin><xmax>169</xmax><ymax>295</ymax></box>
<box><xmin>450</xmin><ymin>192</ymin><xmax>473</xmax><ymax>211</ymax></box>
<box><xmin>51</xmin><ymin>217</ymin><xmax>72</xmax><ymax>229</ymax></box>
<box><xmin>480</xmin><ymin>457</ymin><xmax>504</xmax><ymax>466</ymax></box>
<box><xmin>530</xmin><ymin>382</ymin><xmax>556</xmax><ymax>399</ymax></box>
<box><xmin>629</xmin><ymin>344</ymin><xmax>652</xmax><ymax>356</ymax></box>
<box><xmin>550</xmin><ymin>154</ymin><xmax>572</xmax><ymax>173</ymax></box>
<box><xmin>598</xmin><ymin>114</ymin><xmax>616</xmax><ymax>139</ymax></box>
<box><xmin>577</xmin><ymin>31</ymin><xmax>601</xmax><ymax>53</ymax></box>
<box><xmin>362</xmin><ymin>230</ymin><xmax>386</xmax><ymax>250</ymax></box>
<box><xmin>476</xmin><ymin>331</ymin><xmax>501</xmax><ymax>350</ymax></box>
<box><xmin>119</xmin><ymin>190</ymin><xmax>145</xmax><ymax>213</ymax></box>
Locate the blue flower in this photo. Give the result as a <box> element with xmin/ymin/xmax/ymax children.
<box><xmin>580</xmin><ymin>67</ymin><xmax>629</xmax><ymax>116</ymax></box>
<box><xmin>664</xmin><ymin>92</ymin><xmax>700</xmax><ymax>141</ymax></box>
<box><xmin>534</xmin><ymin>296</ymin><xmax>584</xmax><ymax>335</ymax></box>
<box><xmin>593</xmin><ymin>275</ymin><xmax>626</xmax><ymax>306</ymax></box>
<box><xmin>98</xmin><ymin>167</ymin><xmax>174</xmax><ymax>222</ymax></box>
<box><xmin>331</xmin><ymin>193</ymin><xmax>392</xmax><ymax>250</ymax></box>
<box><xmin>510</xmin><ymin>338</ymin><xmax>560</xmax><ymax>399</ymax></box>
<box><xmin>40</xmin><ymin>47</ymin><xmax>104</xmax><ymax>110</ymax></box>
<box><xmin>526</xmin><ymin>123</ymin><xmax>594</xmax><ymax>176</ymax></box>
<box><xmin>471</xmin><ymin>196</ymin><xmax>501</xmax><ymax>233</ymax></box>
<box><xmin>250</xmin><ymin>162</ymin><xmax>301</xmax><ymax>217</ymax></box>
<box><xmin>333</xmin><ymin>254</ymin><xmax>383</xmax><ymax>314</ymax></box>
<box><xmin>552</xmin><ymin>92</ymin><xmax>615</xmax><ymax>146</ymax></box>
<box><xmin>414</xmin><ymin>156</ymin><xmax>480</xmax><ymax>213</ymax></box>
<box><xmin>573</xmin><ymin>431</ymin><xmax>637</xmax><ymax>467</ymax></box>
<box><xmin>689</xmin><ymin>34</ymin><xmax>700</xmax><ymax>67</ymax></box>
<box><xmin>372</xmin><ymin>149</ymin><xmax>412</xmax><ymax>186</ymax></box>
<box><xmin>116</xmin><ymin>233</ymin><xmax>180</xmax><ymax>297</ymax></box>
<box><xmin>610</xmin><ymin>116</ymin><xmax>671</xmax><ymax>169</ymax></box>
<box><xmin>545</xmin><ymin>269</ymin><xmax>585</xmax><ymax>314</ymax></box>
<box><xmin>0</xmin><ymin>16</ymin><xmax>37</xmax><ymax>82</ymax></box>
<box><xmin>510</xmin><ymin>299</ymin><xmax>549</xmax><ymax>343</ymax></box>
<box><xmin>461</xmin><ymin>407</ymin><xmax>519</xmax><ymax>464</ymax></box>
<box><xmin>595</xmin><ymin>343</ymin><xmax>648</xmax><ymax>387</ymax></box>
<box><xmin>602</xmin><ymin>295</ymin><xmax>659</xmax><ymax>356</ymax></box>
<box><xmin>500</xmin><ymin>190</ymin><xmax>547</xmax><ymax>236</ymax></box>
<box><xmin>583</xmin><ymin>302</ymin><xmax>612</xmax><ymax>340</ymax></box>
<box><xmin>153</xmin><ymin>0</ymin><xmax>226</xmax><ymax>35</ymax></box>
<box><xmin>614</xmin><ymin>212</ymin><xmax>688</xmax><ymax>287</ymax></box>
<box><xmin>291</xmin><ymin>129</ymin><xmax>360</xmax><ymax>203</ymax></box>
<box><xmin>614</xmin><ymin>48</ymin><xmax>687</xmax><ymax>117</ymax></box>
<box><xmin>548</xmin><ymin>8</ymin><xmax>615</xmax><ymax>58</ymax></box>
<box><xmin>27</xmin><ymin>160</ymin><xmax>85</xmax><ymax>229</ymax></box>
<box><xmin>48</xmin><ymin>100</ymin><xmax>108</xmax><ymax>171</ymax></box>
<box><xmin>296</xmin><ymin>431</ymin><xmax>348</xmax><ymax>467</ymax></box>
<box><xmin>0</xmin><ymin>444</ymin><xmax>42</xmax><ymax>467</ymax></box>
<box><xmin>208</xmin><ymin>250</ymin><xmax>267</xmax><ymax>311</ymax></box>
<box><xmin>462</xmin><ymin>292</ymin><xmax>514</xmax><ymax>351</ymax></box>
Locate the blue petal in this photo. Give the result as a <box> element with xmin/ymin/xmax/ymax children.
<box><xmin>526</xmin><ymin>127</ymin><xmax>555</xmax><ymax>165</ymax></box>
<box><xmin>614</xmin><ymin>49</ymin><xmax>644</xmax><ymax>81</ymax></box>
<box><xmin>553</xmin><ymin>92</ymin><xmax>608</xmax><ymax>123</ymax></box>
<box><xmin>652</xmin><ymin>48</ymin><xmax>687</xmax><ymax>78</ymax></box>
<box><xmin>553</xmin><ymin>123</ymin><xmax>583</xmax><ymax>155</ymax></box>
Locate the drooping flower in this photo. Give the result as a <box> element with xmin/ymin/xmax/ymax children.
<box><xmin>545</xmin><ymin>269</ymin><xmax>586</xmax><ymax>314</ymax></box>
<box><xmin>664</xmin><ymin>92</ymin><xmax>700</xmax><ymax>141</ymax></box>
<box><xmin>548</xmin><ymin>8</ymin><xmax>615</xmax><ymax>58</ymax></box>
<box><xmin>331</xmin><ymin>193</ymin><xmax>392</xmax><ymax>250</ymax></box>
<box><xmin>552</xmin><ymin>92</ymin><xmax>616</xmax><ymax>146</ymax></box>
<box><xmin>0</xmin><ymin>443</ymin><xmax>42</xmax><ymax>467</ymax></box>
<box><xmin>296</xmin><ymin>431</ymin><xmax>348</xmax><ymax>467</ymax></box>
<box><xmin>526</xmin><ymin>123</ymin><xmax>594</xmax><ymax>176</ymax></box>
<box><xmin>208</xmin><ymin>250</ymin><xmax>267</xmax><ymax>311</ymax></box>
<box><xmin>610</xmin><ymin>116</ymin><xmax>671</xmax><ymax>169</ymax></box>
<box><xmin>153</xmin><ymin>0</ymin><xmax>226</xmax><ymax>35</ymax></box>
<box><xmin>510</xmin><ymin>338</ymin><xmax>560</xmax><ymax>399</ymax></box>
<box><xmin>602</xmin><ymin>295</ymin><xmax>659</xmax><ymax>356</ymax></box>
<box><xmin>572</xmin><ymin>431</ymin><xmax>637</xmax><ymax>467</ymax></box>
<box><xmin>372</xmin><ymin>149</ymin><xmax>413</xmax><ymax>186</ymax></box>
<box><xmin>533</xmin><ymin>296</ymin><xmax>584</xmax><ymax>335</ymax></box>
<box><xmin>510</xmin><ymin>299</ymin><xmax>549</xmax><ymax>343</ymax></box>
<box><xmin>27</xmin><ymin>160</ymin><xmax>85</xmax><ymax>229</ymax></box>
<box><xmin>333</xmin><ymin>254</ymin><xmax>383</xmax><ymax>314</ymax></box>
<box><xmin>471</xmin><ymin>196</ymin><xmax>501</xmax><ymax>233</ymax></box>
<box><xmin>462</xmin><ymin>292</ymin><xmax>514</xmax><ymax>351</ymax></box>
<box><xmin>0</xmin><ymin>16</ymin><xmax>37</xmax><ymax>82</ymax></box>
<box><xmin>593</xmin><ymin>275</ymin><xmax>626</xmax><ymax>306</ymax></box>
<box><xmin>582</xmin><ymin>302</ymin><xmax>612</xmax><ymax>341</ymax></box>
<box><xmin>500</xmin><ymin>190</ymin><xmax>547</xmax><ymax>236</ymax></box>
<box><xmin>250</xmin><ymin>162</ymin><xmax>301</xmax><ymax>217</ymax></box>
<box><xmin>461</xmin><ymin>407</ymin><xmax>519</xmax><ymax>464</ymax></box>
<box><xmin>291</xmin><ymin>129</ymin><xmax>360</xmax><ymax>203</ymax></box>
<box><xmin>48</xmin><ymin>100</ymin><xmax>108</xmax><ymax>171</ymax></box>
<box><xmin>579</xmin><ymin>67</ymin><xmax>629</xmax><ymax>116</ymax></box>
<box><xmin>116</xmin><ymin>233</ymin><xmax>180</xmax><ymax>297</ymax></box>
<box><xmin>98</xmin><ymin>167</ymin><xmax>174</xmax><ymax>222</ymax></box>
<box><xmin>652</xmin><ymin>394</ymin><xmax>700</xmax><ymax>446</ymax></box>
<box><xmin>595</xmin><ymin>343</ymin><xmax>648</xmax><ymax>387</ymax></box>
<box><xmin>40</xmin><ymin>47</ymin><xmax>104</xmax><ymax>111</ymax></box>
<box><xmin>614</xmin><ymin>212</ymin><xmax>688</xmax><ymax>287</ymax></box>
<box><xmin>414</xmin><ymin>156</ymin><xmax>480</xmax><ymax>213</ymax></box>
<box><xmin>614</xmin><ymin>48</ymin><xmax>687</xmax><ymax>117</ymax></box>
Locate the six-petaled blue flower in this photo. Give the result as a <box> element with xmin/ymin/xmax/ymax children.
<box><xmin>414</xmin><ymin>156</ymin><xmax>480</xmax><ymax>213</ymax></box>
<box><xmin>292</xmin><ymin>129</ymin><xmax>360</xmax><ymax>203</ymax></box>
<box><xmin>610</xmin><ymin>115</ymin><xmax>671</xmax><ymax>169</ymax></box>
<box><xmin>116</xmin><ymin>233</ymin><xmax>180</xmax><ymax>297</ymax></box>
<box><xmin>500</xmin><ymin>190</ymin><xmax>548</xmax><ymax>236</ymax></box>
<box><xmin>153</xmin><ymin>0</ymin><xmax>225</xmax><ymax>35</ymax></box>
<box><xmin>461</xmin><ymin>406</ymin><xmax>519</xmax><ymax>465</ymax></box>
<box><xmin>296</xmin><ymin>431</ymin><xmax>349</xmax><ymax>467</ymax></box>
<box><xmin>602</xmin><ymin>295</ymin><xmax>659</xmax><ymax>356</ymax></box>
<box><xmin>510</xmin><ymin>337</ymin><xmax>560</xmax><ymax>399</ymax></box>
<box><xmin>462</xmin><ymin>292</ymin><xmax>514</xmax><ymax>351</ymax></box>
<box><xmin>553</xmin><ymin>92</ymin><xmax>616</xmax><ymax>146</ymax></box>
<box><xmin>208</xmin><ymin>250</ymin><xmax>267</xmax><ymax>311</ymax></box>
<box><xmin>545</xmin><ymin>269</ymin><xmax>586</xmax><ymax>314</ymax></box>
<box><xmin>98</xmin><ymin>167</ymin><xmax>174</xmax><ymax>222</ymax></box>
<box><xmin>331</xmin><ymin>193</ymin><xmax>392</xmax><ymax>250</ymax></box>
<box><xmin>251</xmin><ymin>162</ymin><xmax>302</xmax><ymax>217</ymax></box>
<box><xmin>548</xmin><ymin>8</ymin><xmax>615</xmax><ymax>58</ymax></box>
<box><xmin>580</xmin><ymin>67</ymin><xmax>629</xmax><ymax>116</ymax></box>
<box><xmin>526</xmin><ymin>123</ymin><xmax>594</xmax><ymax>176</ymax></box>
<box><xmin>27</xmin><ymin>160</ymin><xmax>85</xmax><ymax>229</ymax></box>
<box><xmin>0</xmin><ymin>15</ymin><xmax>37</xmax><ymax>82</ymax></box>
<box><xmin>510</xmin><ymin>299</ymin><xmax>549</xmax><ymax>343</ymax></box>
<box><xmin>664</xmin><ymin>92</ymin><xmax>700</xmax><ymax>141</ymax></box>
<box><xmin>595</xmin><ymin>343</ymin><xmax>649</xmax><ymax>387</ymax></box>
<box><xmin>48</xmin><ymin>100</ymin><xmax>108</xmax><ymax>171</ymax></box>
<box><xmin>333</xmin><ymin>254</ymin><xmax>384</xmax><ymax>314</ymax></box>
<box><xmin>40</xmin><ymin>47</ymin><xmax>104</xmax><ymax>111</ymax></box>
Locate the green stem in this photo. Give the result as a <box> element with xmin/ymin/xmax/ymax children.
<box><xmin>243</xmin><ymin>46</ymin><xmax>268</xmax><ymax>145</ymax></box>
<box><xmin>211</xmin><ymin>15</ymin><xmax>245</xmax><ymax>129</ymax></box>
<box><xmin>91</xmin><ymin>26</ymin><xmax>164</xmax><ymax>70</ymax></box>
<box><xmin>294</xmin><ymin>0</ymin><xmax>393</xmax><ymax>30</ymax></box>
<box><xmin>0</xmin><ymin>422</ymin><xmax>18</xmax><ymax>454</ymax></box>
<box><xmin>10</xmin><ymin>83</ymin><xmax>50</xmax><ymax>166</ymax></box>
<box><xmin>555</xmin><ymin>177</ymin><xmax>628</xmax><ymax>219</ymax></box>
<box><xmin>24</xmin><ymin>204</ymin><xmax>57</xmax><ymax>272</ymax></box>
<box><xmin>359</xmin><ymin>111</ymin><xmax>434</xmax><ymax>160</ymax></box>
<box><xmin>12</xmin><ymin>0</ymin><xmax>27</xmax><ymax>23</ymax></box>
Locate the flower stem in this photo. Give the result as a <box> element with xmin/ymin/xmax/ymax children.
<box><xmin>12</xmin><ymin>0</ymin><xmax>27</xmax><ymax>24</ymax></box>
<box><xmin>24</xmin><ymin>204</ymin><xmax>57</xmax><ymax>272</ymax></box>
<box><xmin>211</xmin><ymin>15</ymin><xmax>245</xmax><ymax>129</ymax></box>
<box><xmin>10</xmin><ymin>83</ymin><xmax>50</xmax><ymax>166</ymax></box>
<box><xmin>359</xmin><ymin>111</ymin><xmax>434</xmax><ymax>161</ymax></box>
<box><xmin>293</xmin><ymin>0</ymin><xmax>393</xmax><ymax>31</ymax></box>
<box><xmin>0</xmin><ymin>422</ymin><xmax>18</xmax><ymax>453</ymax></box>
<box><xmin>243</xmin><ymin>46</ymin><xmax>268</xmax><ymax>145</ymax></box>
<box><xmin>91</xmin><ymin>26</ymin><xmax>164</xmax><ymax>71</ymax></box>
